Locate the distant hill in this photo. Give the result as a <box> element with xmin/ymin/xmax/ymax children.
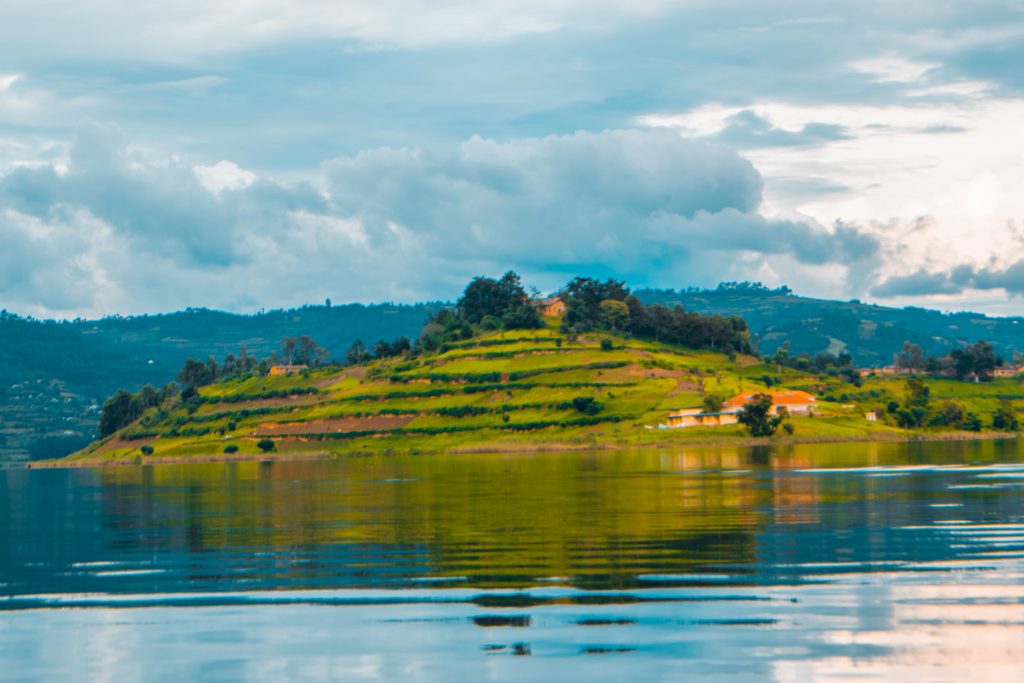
<box><xmin>0</xmin><ymin>303</ymin><xmax>438</xmax><ymax>462</ymax></box>
<box><xmin>635</xmin><ymin>284</ymin><xmax>1024</xmax><ymax>366</ymax></box>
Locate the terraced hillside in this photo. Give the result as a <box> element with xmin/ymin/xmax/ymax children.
<box><xmin>65</xmin><ymin>328</ymin><xmax>929</xmax><ymax>464</ymax></box>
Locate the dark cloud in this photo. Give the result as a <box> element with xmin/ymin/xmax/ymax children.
<box><xmin>871</xmin><ymin>269</ymin><xmax>962</xmax><ymax>297</ymax></box>
<box><xmin>0</xmin><ymin>125</ymin><xmax>881</xmax><ymax>315</ymax></box>
<box><xmin>872</xmin><ymin>260</ymin><xmax>1024</xmax><ymax>298</ymax></box>
<box><xmin>711</xmin><ymin>110</ymin><xmax>850</xmax><ymax>148</ymax></box>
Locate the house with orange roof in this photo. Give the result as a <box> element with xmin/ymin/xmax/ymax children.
<box><xmin>723</xmin><ymin>390</ymin><xmax>818</xmax><ymax>416</ymax></box>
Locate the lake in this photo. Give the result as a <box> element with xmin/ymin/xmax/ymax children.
<box><xmin>4</xmin><ymin>440</ymin><xmax>1024</xmax><ymax>681</ymax></box>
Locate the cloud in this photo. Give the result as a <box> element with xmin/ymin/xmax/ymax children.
<box><xmin>708</xmin><ymin>110</ymin><xmax>850</xmax><ymax>149</ymax></box>
<box><xmin>0</xmin><ymin>124</ymin><xmax>880</xmax><ymax>317</ymax></box>
<box><xmin>872</xmin><ymin>259</ymin><xmax>1024</xmax><ymax>299</ymax></box>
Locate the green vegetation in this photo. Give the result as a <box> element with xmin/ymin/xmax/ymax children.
<box><xmin>61</xmin><ymin>325</ymin><xmax>1024</xmax><ymax>465</ymax></box>
<box><xmin>736</xmin><ymin>394</ymin><xmax>785</xmax><ymax>437</ymax></box>
<box><xmin>41</xmin><ymin>273</ymin><xmax>1024</xmax><ymax>465</ymax></box>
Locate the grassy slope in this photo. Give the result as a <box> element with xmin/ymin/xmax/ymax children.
<box><xmin>63</xmin><ymin>326</ymin><xmax>1023</xmax><ymax>464</ymax></box>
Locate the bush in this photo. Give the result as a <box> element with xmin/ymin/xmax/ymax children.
<box><xmin>782</xmin><ymin>423</ymin><xmax>794</xmax><ymax>436</ymax></box>
<box><xmin>223</xmin><ymin>444</ymin><xmax>239</xmax><ymax>454</ymax></box>
<box><xmin>256</xmin><ymin>438</ymin><xmax>276</xmax><ymax>453</ymax></box>
<box><xmin>600</xmin><ymin>339</ymin><xmax>614</xmax><ymax>351</ymax></box>
<box><xmin>992</xmin><ymin>402</ymin><xmax>1019</xmax><ymax>431</ymax></box>
<box><xmin>571</xmin><ymin>396</ymin><xmax>603</xmax><ymax>415</ymax></box>
<box><xmin>139</xmin><ymin>445</ymin><xmax>154</xmax><ymax>455</ymax></box>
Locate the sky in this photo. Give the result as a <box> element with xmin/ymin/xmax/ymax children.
<box><xmin>2</xmin><ymin>0</ymin><xmax>1024</xmax><ymax>318</ymax></box>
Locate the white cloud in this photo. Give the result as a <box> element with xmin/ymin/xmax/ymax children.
<box><xmin>194</xmin><ymin>160</ymin><xmax>257</xmax><ymax>193</ymax></box>
<box><xmin>0</xmin><ymin>124</ymin><xmax>878</xmax><ymax>317</ymax></box>
<box><xmin>850</xmin><ymin>56</ymin><xmax>938</xmax><ymax>83</ymax></box>
<box><xmin>639</xmin><ymin>96</ymin><xmax>1024</xmax><ymax>309</ymax></box>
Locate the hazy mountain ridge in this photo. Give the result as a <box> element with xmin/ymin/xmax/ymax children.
<box><xmin>634</xmin><ymin>286</ymin><xmax>1024</xmax><ymax>366</ymax></box>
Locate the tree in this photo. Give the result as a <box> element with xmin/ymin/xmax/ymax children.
<box><xmin>951</xmin><ymin>340</ymin><xmax>1001</xmax><ymax>381</ymax></box>
<box><xmin>905</xmin><ymin>378</ymin><xmax>930</xmax><ymax>408</ymax></box>
<box><xmin>598</xmin><ymin>299</ymin><xmax>630</xmax><ymax>331</ymax></box>
<box><xmin>896</xmin><ymin>342</ymin><xmax>926</xmax><ymax>371</ymax></box>
<box><xmin>571</xmin><ymin>396</ymin><xmax>603</xmax><ymax>415</ymax></box>
<box><xmin>345</xmin><ymin>339</ymin><xmax>371</xmax><ymax>366</ymax></box>
<box><xmin>177</xmin><ymin>357</ymin><xmax>218</xmax><ymax>388</ymax></box>
<box><xmin>256</xmin><ymin>439</ymin><xmax>275</xmax><ymax>453</ymax></box>
<box><xmin>456</xmin><ymin>271</ymin><xmax>541</xmax><ymax>329</ymax></box>
<box><xmin>98</xmin><ymin>390</ymin><xmax>137</xmax><ymax>436</ymax></box>
<box><xmin>563</xmin><ymin>277</ymin><xmax>629</xmax><ymax>330</ymax></box>
<box><xmin>702</xmin><ymin>394</ymin><xmax>724</xmax><ymax>413</ymax></box>
<box><xmin>737</xmin><ymin>393</ymin><xmax>784</xmax><ymax>437</ymax></box>
<box><xmin>992</xmin><ymin>401</ymin><xmax>1019</xmax><ymax>431</ymax></box>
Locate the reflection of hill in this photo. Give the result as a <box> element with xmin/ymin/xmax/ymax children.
<box><xmin>96</xmin><ymin>452</ymin><xmax>759</xmax><ymax>588</ymax></box>
<box><xmin>7</xmin><ymin>441</ymin><xmax>1024</xmax><ymax>600</ymax></box>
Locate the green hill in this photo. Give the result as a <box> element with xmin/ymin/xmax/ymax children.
<box><xmin>59</xmin><ymin>325</ymin><xmax>1022</xmax><ymax>466</ymax></box>
<box><xmin>0</xmin><ymin>302</ymin><xmax>437</xmax><ymax>462</ymax></box>
<box><xmin>636</xmin><ymin>283</ymin><xmax>1024</xmax><ymax>366</ymax></box>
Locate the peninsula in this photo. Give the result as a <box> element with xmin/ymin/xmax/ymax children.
<box><xmin>53</xmin><ymin>273</ymin><xmax>1023</xmax><ymax>466</ymax></box>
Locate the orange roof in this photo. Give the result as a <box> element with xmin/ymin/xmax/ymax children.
<box><xmin>724</xmin><ymin>390</ymin><xmax>817</xmax><ymax>408</ymax></box>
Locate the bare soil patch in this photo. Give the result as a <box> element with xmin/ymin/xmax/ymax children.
<box><xmin>253</xmin><ymin>414</ymin><xmax>414</xmax><ymax>435</ymax></box>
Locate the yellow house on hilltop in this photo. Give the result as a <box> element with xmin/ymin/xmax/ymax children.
<box><xmin>536</xmin><ymin>296</ymin><xmax>566</xmax><ymax>317</ymax></box>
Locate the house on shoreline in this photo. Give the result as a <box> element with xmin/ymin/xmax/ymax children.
<box><xmin>663</xmin><ymin>390</ymin><xmax>818</xmax><ymax>428</ymax></box>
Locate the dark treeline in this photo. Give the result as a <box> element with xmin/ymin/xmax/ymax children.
<box><xmin>560</xmin><ymin>277</ymin><xmax>751</xmax><ymax>354</ymax></box>
<box><xmin>412</xmin><ymin>272</ymin><xmax>752</xmax><ymax>355</ymax></box>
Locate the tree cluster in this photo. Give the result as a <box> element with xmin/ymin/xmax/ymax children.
<box><xmin>99</xmin><ymin>383</ymin><xmax>179</xmax><ymax>436</ymax></box>
<box><xmin>560</xmin><ymin>277</ymin><xmax>752</xmax><ymax>354</ymax></box>
<box><xmin>894</xmin><ymin>340</ymin><xmax>1004</xmax><ymax>381</ymax></box>
<box><xmin>456</xmin><ymin>271</ymin><xmax>543</xmax><ymax>331</ymax></box>
<box><xmin>887</xmin><ymin>377</ymin><xmax>986</xmax><ymax>431</ymax></box>
<box><xmin>772</xmin><ymin>346</ymin><xmax>861</xmax><ymax>385</ymax></box>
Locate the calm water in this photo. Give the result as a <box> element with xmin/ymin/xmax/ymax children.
<box><xmin>5</xmin><ymin>441</ymin><xmax>1024</xmax><ymax>681</ymax></box>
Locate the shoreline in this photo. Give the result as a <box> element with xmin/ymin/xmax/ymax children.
<box><xmin>27</xmin><ymin>430</ymin><xmax>1021</xmax><ymax>469</ymax></box>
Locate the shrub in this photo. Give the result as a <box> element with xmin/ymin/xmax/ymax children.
<box><xmin>600</xmin><ymin>339</ymin><xmax>614</xmax><ymax>351</ymax></box>
<box><xmin>256</xmin><ymin>438</ymin><xmax>275</xmax><ymax>453</ymax></box>
<box><xmin>571</xmin><ymin>396</ymin><xmax>603</xmax><ymax>415</ymax></box>
<box><xmin>139</xmin><ymin>445</ymin><xmax>154</xmax><ymax>455</ymax></box>
<box><xmin>782</xmin><ymin>423</ymin><xmax>794</xmax><ymax>436</ymax></box>
<box><xmin>992</xmin><ymin>402</ymin><xmax>1019</xmax><ymax>431</ymax></box>
<box><xmin>223</xmin><ymin>444</ymin><xmax>239</xmax><ymax>454</ymax></box>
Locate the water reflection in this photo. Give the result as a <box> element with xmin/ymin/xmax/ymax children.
<box><xmin>4</xmin><ymin>440</ymin><xmax>1024</xmax><ymax>680</ymax></box>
